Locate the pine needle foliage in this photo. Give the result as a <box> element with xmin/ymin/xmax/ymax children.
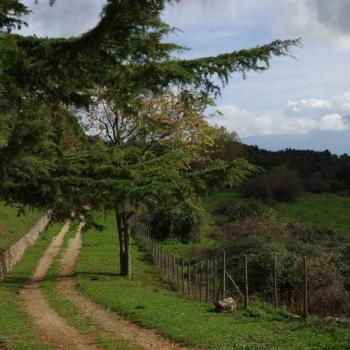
<box><xmin>0</xmin><ymin>0</ymin><xmax>300</xmax><ymax>276</ymax></box>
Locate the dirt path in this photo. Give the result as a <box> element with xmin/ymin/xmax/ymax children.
<box><xmin>57</xmin><ymin>223</ymin><xmax>199</xmax><ymax>350</ymax></box>
<box><xmin>20</xmin><ymin>222</ymin><xmax>99</xmax><ymax>350</ymax></box>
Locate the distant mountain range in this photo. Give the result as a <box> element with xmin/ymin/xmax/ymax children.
<box><xmin>243</xmin><ymin>130</ymin><xmax>349</xmax><ymax>155</ymax></box>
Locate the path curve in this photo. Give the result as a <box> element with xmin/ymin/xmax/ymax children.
<box><xmin>58</xmin><ymin>223</ymin><xmax>199</xmax><ymax>350</ymax></box>
<box><xmin>20</xmin><ymin>222</ymin><xmax>99</xmax><ymax>350</ymax></box>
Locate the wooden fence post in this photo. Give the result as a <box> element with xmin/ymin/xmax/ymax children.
<box><xmin>244</xmin><ymin>255</ymin><xmax>249</xmax><ymax>308</ymax></box>
<box><xmin>222</xmin><ymin>251</ymin><xmax>226</xmax><ymax>299</ymax></box>
<box><xmin>181</xmin><ymin>261</ymin><xmax>185</xmax><ymax>295</ymax></box>
<box><xmin>172</xmin><ymin>255</ymin><xmax>176</xmax><ymax>281</ymax></box>
<box><xmin>160</xmin><ymin>246</ymin><xmax>163</xmax><ymax>272</ymax></box>
<box><xmin>273</xmin><ymin>258</ymin><xmax>278</xmax><ymax>309</ymax></box>
<box><xmin>188</xmin><ymin>261</ymin><xmax>191</xmax><ymax>297</ymax></box>
<box><xmin>177</xmin><ymin>257</ymin><xmax>180</xmax><ymax>287</ymax></box>
<box><xmin>303</xmin><ymin>256</ymin><xmax>308</xmax><ymax>319</ymax></box>
<box><xmin>199</xmin><ymin>261</ymin><xmax>203</xmax><ymax>302</ymax></box>
<box><xmin>206</xmin><ymin>260</ymin><xmax>209</xmax><ymax>303</ymax></box>
<box><xmin>213</xmin><ymin>259</ymin><xmax>217</xmax><ymax>302</ymax></box>
<box><xmin>194</xmin><ymin>263</ymin><xmax>198</xmax><ymax>299</ymax></box>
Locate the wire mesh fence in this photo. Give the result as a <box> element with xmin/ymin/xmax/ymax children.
<box><xmin>132</xmin><ymin>219</ymin><xmax>311</xmax><ymax>318</ymax></box>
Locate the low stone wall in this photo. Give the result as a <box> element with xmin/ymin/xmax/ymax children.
<box><xmin>0</xmin><ymin>214</ymin><xmax>50</xmax><ymax>281</ymax></box>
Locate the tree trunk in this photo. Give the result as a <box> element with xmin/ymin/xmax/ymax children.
<box><xmin>116</xmin><ymin>211</ymin><xmax>132</xmax><ymax>277</ymax></box>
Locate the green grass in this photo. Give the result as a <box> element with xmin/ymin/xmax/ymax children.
<box><xmin>76</xmin><ymin>213</ymin><xmax>350</xmax><ymax>350</ymax></box>
<box><xmin>276</xmin><ymin>193</ymin><xmax>350</xmax><ymax>238</ymax></box>
<box><xmin>42</xmin><ymin>222</ymin><xmax>140</xmax><ymax>350</ymax></box>
<box><xmin>0</xmin><ymin>202</ymin><xmax>43</xmax><ymax>254</ymax></box>
<box><xmin>0</xmin><ymin>223</ymin><xmax>60</xmax><ymax>350</ymax></box>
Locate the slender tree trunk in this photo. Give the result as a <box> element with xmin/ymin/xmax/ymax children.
<box><xmin>116</xmin><ymin>211</ymin><xmax>132</xmax><ymax>277</ymax></box>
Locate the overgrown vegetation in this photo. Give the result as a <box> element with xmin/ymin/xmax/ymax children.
<box><xmin>171</xmin><ymin>192</ymin><xmax>350</xmax><ymax>317</ymax></box>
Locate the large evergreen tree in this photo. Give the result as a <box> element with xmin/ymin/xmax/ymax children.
<box><xmin>0</xmin><ymin>0</ymin><xmax>300</xmax><ymax>276</ymax></box>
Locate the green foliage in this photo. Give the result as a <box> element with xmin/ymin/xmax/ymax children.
<box><xmin>194</xmin><ymin>192</ymin><xmax>350</xmax><ymax>316</ymax></box>
<box><xmin>0</xmin><ymin>0</ymin><xmax>300</xmax><ymax>220</ymax></box>
<box><xmin>145</xmin><ymin>202</ymin><xmax>201</xmax><ymax>242</ymax></box>
<box><xmin>0</xmin><ymin>0</ymin><xmax>29</xmax><ymax>32</ymax></box>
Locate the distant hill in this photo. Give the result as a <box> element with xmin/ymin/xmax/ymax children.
<box><xmin>243</xmin><ymin>130</ymin><xmax>350</xmax><ymax>155</ymax></box>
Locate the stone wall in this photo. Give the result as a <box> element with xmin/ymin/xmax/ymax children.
<box><xmin>0</xmin><ymin>214</ymin><xmax>50</xmax><ymax>281</ymax></box>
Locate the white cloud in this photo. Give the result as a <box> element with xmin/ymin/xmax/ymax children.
<box><xmin>273</xmin><ymin>0</ymin><xmax>350</xmax><ymax>50</ymax></box>
<box><xmin>213</xmin><ymin>91</ymin><xmax>350</xmax><ymax>137</ymax></box>
<box><xmin>18</xmin><ymin>0</ymin><xmax>105</xmax><ymax>37</ymax></box>
<box><xmin>286</xmin><ymin>92</ymin><xmax>350</xmax><ymax>117</ymax></box>
<box><xmin>319</xmin><ymin>114</ymin><xmax>349</xmax><ymax>131</ymax></box>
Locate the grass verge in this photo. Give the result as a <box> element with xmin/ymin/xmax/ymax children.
<box><xmin>76</xmin><ymin>213</ymin><xmax>350</xmax><ymax>350</ymax></box>
<box><xmin>0</xmin><ymin>222</ymin><xmax>61</xmax><ymax>350</ymax></box>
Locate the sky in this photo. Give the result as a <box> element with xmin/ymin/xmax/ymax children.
<box><xmin>18</xmin><ymin>0</ymin><xmax>350</xmax><ymax>150</ymax></box>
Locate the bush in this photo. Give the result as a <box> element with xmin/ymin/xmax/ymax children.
<box><xmin>195</xmin><ymin>216</ymin><xmax>350</xmax><ymax>316</ymax></box>
<box><xmin>303</xmin><ymin>175</ymin><xmax>331</xmax><ymax>194</ymax></box>
<box><xmin>213</xmin><ymin>200</ymin><xmax>275</xmax><ymax>222</ymax></box>
<box><xmin>239</xmin><ymin>170</ymin><xmax>304</xmax><ymax>203</ymax></box>
<box><xmin>146</xmin><ymin>203</ymin><xmax>201</xmax><ymax>243</ymax></box>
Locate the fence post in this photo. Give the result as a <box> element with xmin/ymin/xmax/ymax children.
<box><xmin>188</xmin><ymin>261</ymin><xmax>191</xmax><ymax>297</ymax></box>
<box><xmin>273</xmin><ymin>258</ymin><xmax>278</xmax><ymax>309</ymax></box>
<box><xmin>157</xmin><ymin>243</ymin><xmax>160</xmax><ymax>267</ymax></box>
<box><xmin>213</xmin><ymin>259</ymin><xmax>217</xmax><ymax>302</ymax></box>
<box><xmin>154</xmin><ymin>242</ymin><xmax>157</xmax><ymax>265</ymax></box>
<box><xmin>206</xmin><ymin>260</ymin><xmax>209</xmax><ymax>303</ymax></box>
<box><xmin>172</xmin><ymin>255</ymin><xmax>176</xmax><ymax>281</ymax></box>
<box><xmin>199</xmin><ymin>261</ymin><xmax>203</xmax><ymax>302</ymax></box>
<box><xmin>194</xmin><ymin>263</ymin><xmax>198</xmax><ymax>300</ymax></box>
<box><xmin>162</xmin><ymin>247</ymin><xmax>165</xmax><ymax>273</ymax></box>
<box><xmin>303</xmin><ymin>256</ymin><xmax>308</xmax><ymax>319</ymax></box>
<box><xmin>181</xmin><ymin>261</ymin><xmax>185</xmax><ymax>295</ymax></box>
<box><xmin>222</xmin><ymin>251</ymin><xmax>226</xmax><ymax>299</ymax></box>
<box><xmin>177</xmin><ymin>257</ymin><xmax>180</xmax><ymax>287</ymax></box>
<box><xmin>244</xmin><ymin>255</ymin><xmax>249</xmax><ymax>308</ymax></box>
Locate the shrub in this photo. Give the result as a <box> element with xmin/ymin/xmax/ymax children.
<box><xmin>213</xmin><ymin>200</ymin><xmax>275</xmax><ymax>222</ymax></box>
<box><xmin>146</xmin><ymin>203</ymin><xmax>201</xmax><ymax>243</ymax></box>
<box><xmin>196</xmin><ymin>216</ymin><xmax>350</xmax><ymax>316</ymax></box>
<box><xmin>303</xmin><ymin>174</ymin><xmax>330</xmax><ymax>194</ymax></box>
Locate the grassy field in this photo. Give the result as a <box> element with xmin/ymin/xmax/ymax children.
<box><xmin>201</xmin><ymin>191</ymin><xmax>350</xmax><ymax>238</ymax></box>
<box><xmin>0</xmin><ymin>202</ymin><xmax>43</xmax><ymax>254</ymax></box>
<box><xmin>276</xmin><ymin>193</ymin><xmax>350</xmax><ymax>237</ymax></box>
<box><xmin>0</xmin><ymin>223</ymin><xmax>60</xmax><ymax>350</ymax></box>
<box><xmin>76</xmin><ymin>213</ymin><xmax>350</xmax><ymax>350</ymax></box>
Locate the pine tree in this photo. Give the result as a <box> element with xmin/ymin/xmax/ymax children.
<box><xmin>0</xmin><ymin>1</ymin><xmax>300</xmax><ymax>277</ymax></box>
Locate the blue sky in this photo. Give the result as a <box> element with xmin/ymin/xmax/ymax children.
<box><xmin>19</xmin><ymin>0</ymin><xmax>350</xmax><ymax>143</ymax></box>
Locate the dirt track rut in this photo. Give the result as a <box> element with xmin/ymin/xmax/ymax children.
<box><xmin>20</xmin><ymin>222</ymin><xmax>99</xmax><ymax>350</ymax></box>
<box><xmin>58</xmin><ymin>223</ymin><xmax>198</xmax><ymax>350</ymax></box>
